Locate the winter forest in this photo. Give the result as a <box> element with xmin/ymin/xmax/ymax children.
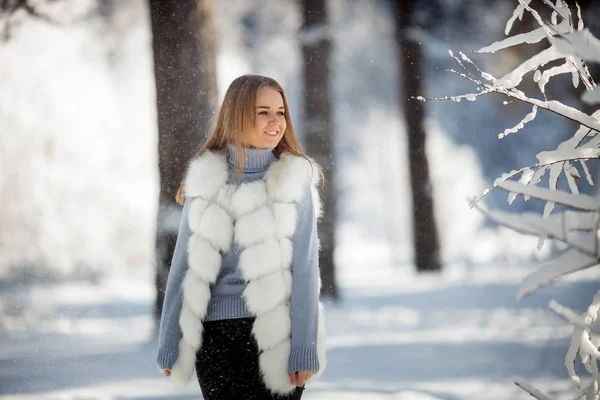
<box><xmin>1</xmin><ymin>0</ymin><xmax>600</xmax><ymax>399</ymax></box>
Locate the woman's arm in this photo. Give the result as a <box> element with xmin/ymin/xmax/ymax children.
<box><xmin>288</xmin><ymin>187</ymin><xmax>320</xmax><ymax>374</ymax></box>
<box><xmin>156</xmin><ymin>199</ymin><xmax>192</xmax><ymax>371</ymax></box>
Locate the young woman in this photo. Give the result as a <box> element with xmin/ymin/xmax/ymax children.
<box><xmin>156</xmin><ymin>74</ymin><xmax>327</xmax><ymax>399</ymax></box>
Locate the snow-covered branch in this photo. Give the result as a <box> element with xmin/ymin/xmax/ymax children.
<box><xmin>549</xmin><ymin>290</ymin><xmax>600</xmax><ymax>395</ymax></box>
<box><xmin>477</xmin><ymin>22</ymin><xmax>570</xmax><ymax>54</ymax></box>
<box><xmin>472</xmin><ymin>203</ymin><xmax>599</xmax><ymax>260</ymax></box>
<box><xmin>433</xmin><ymin>48</ymin><xmax>599</xmax><ymax>131</ymax></box>
<box><xmin>432</xmin><ymin>1</ymin><xmax>600</xmax><ymax>398</ymax></box>
<box><xmin>514</xmin><ymin>377</ymin><xmax>553</xmax><ymax>400</ymax></box>
<box><xmin>494</xmin><ymin>180</ymin><xmax>600</xmax><ymax>211</ymax></box>
<box><xmin>512</xmin><ymin>289</ymin><xmax>600</xmax><ymax>399</ymax></box>
<box><xmin>424</xmin><ymin>0</ymin><xmax>598</xmax><ymax>146</ymax></box>
<box><xmin>553</xmin><ymin>28</ymin><xmax>600</xmax><ymax>64</ymax></box>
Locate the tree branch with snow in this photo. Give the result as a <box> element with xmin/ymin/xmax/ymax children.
<box><xmin>427</xmin><ymin>0</ymin><xmax>600</xmax><ymax>398</ymax></box>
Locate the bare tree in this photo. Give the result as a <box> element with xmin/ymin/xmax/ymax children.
<box><xmin>395</xmin><ymin>0</ymin><xmax>441</xmax><ymax>272</ymax></box>
<box><xmin>299</xmin><ymin>0</ymin><xmax>338</xmax><ymax>299</ymax></box>
<box><xmin>150</xmin><ymin>0</ymin><xmax>217</xmax><ymax>322</ymax></box>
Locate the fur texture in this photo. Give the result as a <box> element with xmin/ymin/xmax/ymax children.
<box><xmin>170</xmin><ymin>150</ymin><xmax>327</xmax><ymax>395</ymax></box>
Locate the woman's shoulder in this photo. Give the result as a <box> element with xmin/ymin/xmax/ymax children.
<box><xmin>260</xmin><ymin>152</ymin><xmax>321</xmax><ymax>211</ymax></box>
<box><xmin>272</xmin><ymin>152</ymin><xmax>322</xmax><ymax>188</ymax></box>
<box><xmin>184</xmin><ymin>150</ymin><xmax>229</xmax><ymax>199</ymax></box>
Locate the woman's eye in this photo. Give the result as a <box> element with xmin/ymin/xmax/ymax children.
<box><xmin>277</xmin><ymin>111</ymin><xmax>285</xmax><ymax>116</ymax></box>
<box><xmin>258</xmin><ymin>111</ymin><xmax>268</xmax><ymax>115</ymax></box>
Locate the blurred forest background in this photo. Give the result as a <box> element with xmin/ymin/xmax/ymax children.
<box><xmin>3</xmin><ymin>0</ymin><xmax>599</xmax><ymax>291</ymax></box>
<box><xmin>1</xmin><ymin>0</ymin><xmax>599</xmax><ymax>399</ymax></box>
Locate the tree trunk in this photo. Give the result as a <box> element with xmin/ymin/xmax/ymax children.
<box><xmin>149</xmin><ymin>0</ymin><xmax>217</xmax><ymax>323</ymax></box>
<box><xmin>396</xmin><ymin>0</ymin><xmax>441</xmax><ymax>272</ymax></box>
<box><xmin>299</xmin><ymin>0</ymin><xmax>339</xmax><ymax>299</ymax></box>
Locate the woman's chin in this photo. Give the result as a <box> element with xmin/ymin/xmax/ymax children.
<box><xmin>260</xmin><ymin>136</ymin><xmax>282</xmax><ymax>148</ymax></box>
<box><xmin>243</xmin><ymin>135</ymin><xmax>282</xmax><ymax>149</ymax></box>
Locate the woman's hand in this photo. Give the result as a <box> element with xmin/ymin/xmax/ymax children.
<box><xmin>289</xmin><ymin>370</ymin><xmax>315</xmax><ymax>387</ymax></box>
<box><xmin>163</xmin><ymin>370</ymin><xmax>171</xmax><ymax>377</ymax></box>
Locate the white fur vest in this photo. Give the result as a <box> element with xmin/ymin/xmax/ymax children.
<box><xmin>169</xmin><ymin>149</ymin><xmax>327</xmax><ymax>395</ymax></box>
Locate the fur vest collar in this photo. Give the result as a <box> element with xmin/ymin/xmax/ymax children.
<box><xmin>169</xmin><ymin>150</ymin><xmax>326</xmax><ymax>395</ymax></box>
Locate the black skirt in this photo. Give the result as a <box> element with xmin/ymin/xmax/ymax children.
<box><xmin>195</xmin><ymin>318</ymin><xmax>305</xmax><ymax>400</ymax></box>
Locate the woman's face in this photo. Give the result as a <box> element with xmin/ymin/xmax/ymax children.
<box><xmin>244</xmin><ymin>86</ymin><xmax>287</xmax><ymax>149</ymax></box>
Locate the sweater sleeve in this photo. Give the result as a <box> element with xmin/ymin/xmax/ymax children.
<box><xmin>288</xmin><ymin>187</ymin><xmax>321</xmax><ymax>373</ymax></box>
<box><xmin>156</xmin><ymin>199</ymin><xmax>192</xmax><ymax>371</ymax></box>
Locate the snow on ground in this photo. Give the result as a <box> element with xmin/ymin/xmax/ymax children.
<box><xmin>0</xmin><ymin>263</ymin><xmax>597</xmax><ymax>400</ymax></box>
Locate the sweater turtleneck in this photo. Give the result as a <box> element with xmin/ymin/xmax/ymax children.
<box><xmin>227</xmin><ymin>144</ymin><xmax>276</xmax><ymax>174</ymax></box>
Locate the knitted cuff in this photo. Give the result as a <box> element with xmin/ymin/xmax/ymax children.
<box><xmin>156</xmin><ymin>343</ymin><xmax>179</xmax><ymax>371</ymax></box>
<box><xmin>288</xmin><ymin>345</ymin><xmax>320</xmax><ymax>373</ymax></box>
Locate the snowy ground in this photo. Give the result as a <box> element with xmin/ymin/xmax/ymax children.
<box><xmin>0</xmin><ymin>263</ymin><xmax>597</xmax><ymax>400</ymax></box>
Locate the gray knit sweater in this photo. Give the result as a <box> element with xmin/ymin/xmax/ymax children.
<box><xmin>156</xmin><ymin>145</ymin><xmax>320</xmax><ymax>373</ymax></box>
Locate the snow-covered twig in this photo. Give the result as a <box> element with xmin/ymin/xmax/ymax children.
<box><xmin>495</xmin><ymin>179</ymin><xmax>600</xmax><ymax>212</ymax></box>
<box><xmin>519</xmin><ymin>250</ymin><xmax>598</xmax><ymax>300</ymax></box>
<box><xmin>553</xmin><ymin>29</ymin><xmax>600</xmax><ymax>63</ymax></box>
<box><xmin>472</xmin><ymin>203</ymin><xmax>599</xmax><ymax>260</ymax></box>
<box><xmin>549</xmin><ymin>290</ymin><xmax>600</xmax><ymax>392</ymax></box>
<box><xmin>434</xmin><ymin>66</ymin><xmax>482</xmax><ymax>85</ymax></box>
<box><xmin>514</xmin><ymin>377</ymin><xmax>553</xmax><ymax>400</ymax></box>
<box><xmin>535</xmin><ymin>61</ymin><xmax>579</xmax><ymax>96</ymax></box>
<box><xmin>426</xmin><ymin>54</ymin><xmax>599</xmax><ymax>133</ymax></box>
<box><xmin>477</xmin><ymin>22</ymin><xmax>570</xmax><ymax>54</ymax></box>
<box><xmin>469</xmin><ymin>155</ymin><xmax>600</xmax><ymax>207</ymax></box>
<box><xmin>500</xmin><ymin>93</ymin><xmax>600</xmax><ymax>134</ymax></box>
<box><xmin>505</xmin><ymin>0</ymin><xmax>532</xmax><ymax>36</ymax></box>
<box><xmin>498</xmin><ymin>105</ymin><xmax>538</xmax><ymax>139</ymax></box>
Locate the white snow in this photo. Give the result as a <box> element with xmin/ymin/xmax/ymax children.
<box><xmin>482</xmin><ymin>72</ymin><xmax>495</xmax><ymax>82</ymax></box>
<box><xmin>553</xmin><ymin>29</ymin><xmax>600</xmax><ymax>63</ymax></box>
<box><xmin>519</xmin><ymin>249</ymin><xmax>598</xmax><ymax>300</ymax></box>
<box><xmin>498</xmin><ymin>105</ymin><xmax>538</xmax><ymax>139</ymax></box>
<box><xmin>534</xmin><ymin>61</ymin><xmax>579</xmax><ymax>94</ymax></box>
<box><xmin>478</xmin><ymin>22</ymin><xmax>570</xmax><ymax>54</ymax></box>
<box><xmin>1</xmin><ymin>264</ymin><xmax>598</xmax><ymax>400</ymax></box>
<box><xmin>504</xmin><ymin>0</ymin><xmax>532</xmax><ymax>36</ymax></box>
<box><xmin>503</xmin><ymin>96</ymin><xmax>600</xmax><ymax>134</ymax></box>
<box><xmin>493</xmin><ymin>46</ymin><xmax>566</xmax><ymax>89</ymax></box>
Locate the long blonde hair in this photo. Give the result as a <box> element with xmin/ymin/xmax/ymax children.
<box><xmin>175</xmin><ymin>74</ymin><xmax>313</xmax><ymax>205</ymax></box>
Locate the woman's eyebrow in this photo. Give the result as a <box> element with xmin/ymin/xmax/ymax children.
<box><xmin>257</xmin><ymin>106</ymin><xmax>285</xmax><ymax>109</ymax></box>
